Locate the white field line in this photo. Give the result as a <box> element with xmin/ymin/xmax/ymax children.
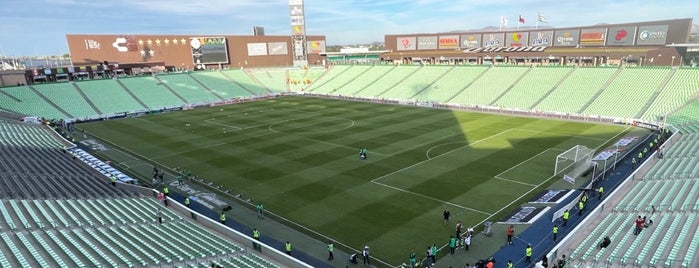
<box><xmin>371</xmin><ymin>180</ymin><xmax>492</xmax><ymax>216</ymax></box>
<box><xmin>494</xmin><ymin>148</ymin><xmax>565</xmax><ymax>179</ymax></box>
<box><xmin>513</xmin><ymin>128</ymin><xmax>610</xmax><ymax>141</ymax></box>
<box><xmin>493</xmin><ymin>176</ymin><xmax>537</xmax><ymax>187</ymax></box>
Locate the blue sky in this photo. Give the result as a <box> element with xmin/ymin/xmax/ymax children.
<box><xmin>0</xmin><ymin>0</ymin><xmax>697</xmax><ymax>56</ymax></box>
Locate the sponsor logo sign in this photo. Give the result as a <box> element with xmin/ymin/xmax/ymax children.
<box><xmin>292</xmin><ymin>25</ymin><xmax>305</xmax><ymax>36</ymax></box>
<box><xmin>483</xmin><ymin>33</ymin><xmax>505</xmax><ymax>47</ymax></box>
<box><xmin>529</xmin><ymin>31</ymin><xmax>553</xmax><ymax>46</ymax></box>
<box><xmin>606</xmin><ymin>26</ymin><xmax>636</xmax><ymax>46</ymax></box>
<box><xmin>438</xmin><ymin>35</ymin><xmax>459</xmax><ymax>49</ymax></box>
<box><xmin>636</xmin><ymin>25</ymin><xmax>668</xmax><ymax>45</ymax></box>
<box><xmin>463</xmin><ymin>46</ymin><xmax>548</xmax><ymax>53</ymax></box>
<box><xmin>580</xmin><ymin>28</ymin><xmax>607</xmax><ymax>45</ymax></box>
<box><xmin>84</xmin><ymin>40</ymin><xmax>101</xmax><ymax>50</ymax></box>
<box><xmin>417</xmin><ymin>36</ymin><xmax>438</xmax><ymax>50</ymax></box>
<box><xmin>460</xmin><ymin>34</ymin><xmax>481</xmax><ymax>48</ymax></box>
<box><xmin>268</xmin><ymin>42</ymin><xmax>288</xmax><ymax>55</ymax></box>
<box><xmin>112</xmin><ymin>36</ymin><xmax>138</xmax><ymax>52</ymax></box>
<box><xmin>506</xmin><ymin>32</ymin><xmax>529</xmax><ymax>47</ymax></box>
<box><xmin>307</xmin><ymin>40</ymin><xmax>326</xmax><ymax>53</ymax></box>
<box><xmin>247</xmin><ymin>43</ymin><xmax>268</xmax><ymax>56</ymax></box>
<box><xmin>553</xmin><ymin>30</ymin><xmax>580</xmax><ymax>47</ymax></box>
<box><xmin>396</xmin><ymin>37</ymin><xmax>417</xmax><ymax>51</ymax></box>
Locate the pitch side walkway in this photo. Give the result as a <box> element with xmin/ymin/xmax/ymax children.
<box><xmin>489</xmin><ymin>141</ymin><xmax>654</xmax><ymax>268</ymax></box>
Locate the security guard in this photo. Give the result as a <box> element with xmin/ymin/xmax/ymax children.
<box><xmin>220</xmin><ymin>212</ymin><xmax>226</xmax><ymax>225</ymax></box>
<box><xmin>553</xmin><ymin>225</ymin><xmax>559</xmax><ymax>241</ymax></box>
<box><xmin>562</xmin><ymin>209</ymin><xmax>570</xmax><ymax>226</ymax></box>
<box><xmin>598</xmin><ymin>186</ymin><xmax>604</xmax><ymax>200</ymax></box>
<box><xmin>184</xmin><ymin>197</ymin><xmax>190</xmax><ymax>207</ymax></box>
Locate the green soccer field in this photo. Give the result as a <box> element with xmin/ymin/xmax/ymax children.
<box><xmin>80</xmin><ymin>96</ymin><xmax>632</xmax><ymax>264</ymax></box>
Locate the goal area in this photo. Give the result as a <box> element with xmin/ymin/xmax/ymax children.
<box><xmin>554</xmin><ymin>145</ymin><xmax>595</xmax><ymax>184</ymax></box>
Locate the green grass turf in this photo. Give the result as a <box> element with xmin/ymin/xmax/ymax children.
<box><xmin>79</xmin><ymin>96</ymin><xmax>632</xmax><ymax>265</ymax></box>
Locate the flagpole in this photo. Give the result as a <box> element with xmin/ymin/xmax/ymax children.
<box><xmin>500</xmin><ymin>16</ymin><xmax>503</xmax><ymax>31</ymax></box>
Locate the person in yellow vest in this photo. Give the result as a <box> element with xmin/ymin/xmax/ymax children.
<box><xmin>562</xmin><ymin>209</ymin><xmax>570</xmax><ymax>227</ymax></box>
<box><xmin>163</xmin><ymin>186</ymin><xmax>169</xmax><ymax>197</ymax></box>
<box><xmin>638</xmin><ymin>152</ymin><xmax>643</xmax><ymax>159</ymax></box>
<box><xmin>578</xmin><ymin>200</ymin><xmax>584</xmax><ymax>216</ymax></box>
<box><xmin>507</xmin><ymin>260</ymin><xmax>514</xmax><ymax>268</ymax></box>
<box><xmin>184</xmin><ymin>197</ymin><xmax>190</xmax><ymax>207</ymax></box>
<box><xmin>581</xmin><ymin>192</ymin><xmax>588</xmax><ymax>204</ymax></box>
<box><xmin>252</xmin><ymin>228</ymin><xmax>261</xmax><ymax>250</ymax></box>
<box><xmin>598</xmin><ymin>186</ymin><xmax>604</xmax><ymax>200</ymax></box>
<box><xmin>525</xmin><ymin>244</ymin><xmax>532</xmax><ymax>264</ymax></box>
<box><xmin>285</xmin><ymin>241</ymin><xmax>292</xmax><ymax>255</ymax></box>
<box><xmin>220</xmin><ymin>211</ymin><xmax>226</xmax><ymax>225</ymax></box>
<box><xmin>553</xmin><ymin>225</ymin><xmax>559</xmax><ymax>241</ymax></box>
<box><xmin>632</xmin><ymin>157</ymin><xmax>637</xmax><ymax>167</ymax></box>
<box><xmin>111</xmin><ymin>176</ymin><xmax>117</xmax><ymax>186</ymax></box>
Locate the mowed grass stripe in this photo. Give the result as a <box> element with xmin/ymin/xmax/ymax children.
<box><xmin>78</xmin><ymin>96</ymin><xmax>630</xmax><ymax>265</ymax></box>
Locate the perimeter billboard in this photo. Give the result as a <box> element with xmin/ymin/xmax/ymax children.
<box><xmin>553</xmin><ymin>29</ymin><xmax>580</xmax><ymax>47</ymax></box>
<box><xmin>396</xmin><ymin>37</ymin><xmax>417</xmax><ymax>51</ymax></box>
<box><xmin>417</xmin><ymin>36</ymin><xmax>438</xmax><ymax>50</ymax></box>
<box><xmin>460</xmin><ymin>34</ymin><xmax>481</xmax><ymax>49</ymax></box>
<box><xmin>506</xmin><ymin>32</ymin><xmax>529</xmax><ymax>47</ymax></box>
<box><xmin>606</xmin><ymin>26</ymin><xmax>636</xmax><ymax>46</ymax></box>
<box><xmin>307</xmin><ymin>40</ymin><xmax>325</xmax><ymax>53</ymax></box>
<box><xmin>483</xmin><ymin>33</ymin><xmax>505</xmax><ymax>48</ymax></box>
<box><xmin>438</xmin><ymin>35</ymin><xmax>459</xmax><ymax>49</ymax></box>
<box><xmin>529</xmin><ymin>31</ymin><xmax>553</xmax><ymax>46</ymax></box>
<box><xmin>580</xmin><ymin>28</ymin><xmax>606</xmax><ymax>45</ymax></box>
<box><xmin>268</xmin><ymin>42</ymin><xmax>289</xmax><ymax>55</ymax></box>
<box><xmin>636</xmin><ymin>25</ymin><xmax>668</xmax><ymax>45</ymax></box>
<box><xmin>247</xmin><ymin>43</ymin><xmax>268</xmax><ymax>56</ymax></box>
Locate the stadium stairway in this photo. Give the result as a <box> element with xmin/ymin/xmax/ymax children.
<box><xmin>307</xmin><ymin>65</ymin><xmax>353</xmax><ymax>92</ymax></box>
<box><xmin>576</xmin><ymin>67</ymin><xmax>623</xmax><ymax>114</ymax></box>
<box><xmin>407</xmin><ymin>66</ymin><xmax>455</xmax><ymax>100</ymax></box>
<box><xmin>528</xmin><ymin>67</ymin><xmax>578</xmax><ymax>110</ymax></box>
<box><xmin>489</xmin><ymin>134</ymin><xmax>657</xmax><ymax>268</ymax></box>
<box><xmin>488</xmin><ymin>66</ymin><xmax>533</xmax><ymax>107</ymax></box>
<box><xmin>186</xmin><ymin>73</ymin><xmax>225</xmax><ymax>100</ymax></box>
<box><xmin>153</xmin><ymin>76</ymin><xmax>189</xmax><ymax>104</ymax></box>
<box><xmin>25</xmin><ymin>85</ymin><xmax>73</xmax><ymax>119</ymax></box>
<box><xmin>70</xmin><ymin>82</ymin><xmax>103</xmax><ymax>116</ymax></box>
<box><xmin>349</xmin><ymin>65</ymin><xmax>398</xmax><ymax>96</ymax></box>
<box><xmin>220</xmin><ymin>71</ymin><xmax>260</xmax><ymax>95</ymax></box>
<box><xmin>635</xmin><ymin>68</ymin><xmax>677</xmax><ymax>119</ymax></box>
<box><xmin>243</xmin><ymin>68</ymin><xmax>274</xmax><ymax>93</ymax></box>
<box><xmin>115</xmin><ymin>79</ymin><xmax>149</xmax><ymax>109</ymax></box>
<box><xmin>443</xmin><ymin>66</ymin><xmax>491</xmax><ymax>104</ymax></box>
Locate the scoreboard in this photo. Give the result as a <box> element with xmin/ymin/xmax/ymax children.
<box><xmin>190</xmin><ymin>37</ymin><xmax>229</xmax><ymax>67</ymax></box>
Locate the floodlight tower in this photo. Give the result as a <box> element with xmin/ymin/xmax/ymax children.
<box><xmin>289</xmin><ymin>0</ymin><xmax>308</xmax><ymax>67</ymax></box>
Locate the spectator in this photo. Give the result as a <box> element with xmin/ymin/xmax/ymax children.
<box><xmin>600</xmin><ymin>236</ymin><xmax>611</xmax><ymax>248</ymax></box>
<box><xmin>634</xmin><ymin>216</ymin><xmax>644</xmax><ymax>235</ymax></box>
<box><xmin>507</xmin><ymin>225</ymin><xmax>515</xmax><ymax>245</ymax></box>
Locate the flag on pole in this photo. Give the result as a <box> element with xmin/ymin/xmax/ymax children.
<box><xmin>537</xmin><ymin>13</ymin><xmax>548</xmax><ymax>23</ymax></box>
<box><xmin>519</xmin><ymin>15</ymin><xmax>525</xmax><ymax>24</ymax></box>
<box><xmin>500</xmin><ymin>16</ymin><xmax>508</xmax><ymax>30</ymax></box>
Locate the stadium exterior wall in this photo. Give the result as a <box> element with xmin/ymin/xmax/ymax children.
<box><xmin>66</xmin><ymin>34</ymin><xmax>326</xmax><ymax>69</ymax></box>
<box><xmin>383</xmin><ymin>18</ymin><xmax>692</xmax><ymax>65</ymax></box>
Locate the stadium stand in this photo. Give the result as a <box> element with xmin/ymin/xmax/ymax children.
<box><xmin>414</xmin><ymin>65</ymin><xmax>489</xmax><ymax>103</ymax></box>
<box><xmin>380</xmin><ymin>65</ymin><xmax>453</xmax><ymax>100</ymax></box>
<box><xmin>495</xmin><ymin>66</ymin><xmax>573</xmax><ymax>110</ymax></box>
<box><xmin>309</xmin><ymin>65</ymin><xmax>374</xmax><ymax>94</ymax></box>
<box><xmin>286</xmin><ymin>68</ymin><xmax>325</xmax><ymax>92</ymax></box>
<box><xmin>582</xmin><ymin>67</ymin><xmax>672</xmax><ymax>118</ymax></box>
<box><xmin>221</xmin><ymin>69</ymin><xmax>269</xmax><ymax>95</ymax></box>
<box><xmin>76</xmin><ymin>79</ymin><xmax>146</xmax><ymax>115</ymax></box>
<box><xmin>0</xmin><ymin>120</ymin><xmax>284</xmax><ymax>267</ymax></box>
<box><xmin>534</xmin><ymin>67</ymin><xmax>617</xmax><ymax>114</ymax></box>
<box><xmin>668</xmin><ymin>97</ymin><xmax>699</xmax><ymax>125</ymax></box>
<box><xmin>189</xmin><ymin>71</ymin><xmax>255</xmax><ymax>99</ymax></box>
<box><xmin>449</xmin><ymin>66</ymin><xmax>530</xmax><ymax>106</ymax></box>
<box><xmin>157</xmin><ymin>74</ymin><xmax>222</xmax><ymax>104</ymax></box>
<box><xmin>118</xmin><ymin>76</ymin><xmax>185</xmax><ymax>109</ymax></box>
<box><xmin>31</xmin><ymin>83</ymin><xmax>99</xmax><ymax>119</ymax></box>
<box><xmin>333</xmin><ymin>65</ymin><xmax>395</xmax><ymax>95</ymax></box>
<box><xmin>247</xmin><ymin>69</ymin><xmax>288</xmax><ymax>92</ymax></box>
<box><xmin>642</xmin><ymin>68</ymin><xmax>699</xmax><ymax>121</ymax></box>
<box><xmin>304</xmin><ymin>65</ymin><xmax>352</xmax><ymax>92</ymax></box>
<box><xmin>355</xmin><ymin>65</ymin><xmax>421</xmax><ymax>97</ymax></box>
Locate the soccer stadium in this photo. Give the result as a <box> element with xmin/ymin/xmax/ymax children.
<box><xmin>1</xmin><ymin>1</ymin><xmax>699</xmax><ymax>268</ymax></box>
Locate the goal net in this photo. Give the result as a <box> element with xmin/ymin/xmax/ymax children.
<box><xmin>554</xmin><ymin>145</ymin><xmax>595</xmax><ymax>184</ymax></box>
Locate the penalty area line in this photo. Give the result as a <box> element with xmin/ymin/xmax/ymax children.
<box><xmin>493</xmin><ymin>176</ymin><xmax>537</xmax><ymax>187</ymax></box>
<box><xmin>370</xmin><ymin>181</ymin><xmax>492</xmax><ymax>216</ymax></box>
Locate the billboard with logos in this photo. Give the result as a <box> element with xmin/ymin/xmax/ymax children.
<box><xmin>396</xmin><ymin>37</ymin><xmax>417</xmax><ymax>51</ymax></box>
<box><xmin>580</xmin><ymin>28</ymin><xmax>607</xmax><ymax>46</ymax></box>
<box><xmin>417</xmin><ymin>36</ymin><xmax>438</xmax><ymax>50</ymax></box>
<box><xmin>267</xmin><ymin>42</ymin><xmax>288</xmax><ymax>55</ymax></box>
<box><xmin>307</xmin><ymin>40</ymin><xmax>325</xmax><ymax>53</ymax></box>
<box><xmin>506</xmin><ymin>32</ymin><xmax>529</xmax><ymax>47</ymax></box>
<box><xmin>553</xmin><ymin>30</ymin><xmax>580</xmax><ymax>47</ymax></box>
<box><xmin>606</xmin><ymin>26</ymin><xmax>636</xmax><ymax>46</ymax></box>
<box><xmin>529</xmin><ymin>31</ymin><xmax>553</xmax><ymax>46</ymax></box>
<box><xmin>460</xmin><ymin>34</ymin><xmax>481</xmax><ymax>49</ymax></box>
<box><xmin>636</xmin><ymin>25</ymin><xmax>668</xmax><ymax>45</ymax></box>
<box><xmin>483</xmin><ymin>33</ymin><xmax>505</xmax><ymax>48</ymax></box>
<box><xmin>247</xmin><ymin>43</ymin><xmax>268</xmax><ymax>56</ymax></box>
<box><xmin>438</xmin><ymin>35</ymin><xmax>459</xmax><ymax>49</ymax></box>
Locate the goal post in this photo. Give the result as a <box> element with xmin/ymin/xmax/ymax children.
<box><xmin>554</xmin><ymin>145</ymin><xmax>595</xmax><ymax>183</ymax></box>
